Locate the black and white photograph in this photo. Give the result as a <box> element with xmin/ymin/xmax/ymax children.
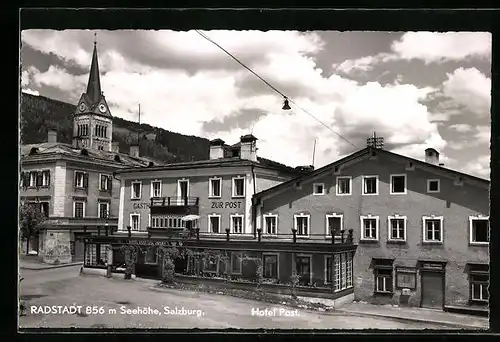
<box><xmin>19</xmin><ymin>16</ymin><xmax>491</xmax><ymax>331</ymax></box>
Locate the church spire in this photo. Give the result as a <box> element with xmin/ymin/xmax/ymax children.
<box><xmin>86</xmin><ymin>33</ymin><xmax>102</xmax><ymax>104</ymax></box>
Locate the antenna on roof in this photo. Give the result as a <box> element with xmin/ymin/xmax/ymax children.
<box><xmin>312</xmin><ymin>139</ymin><xmax>317</xmax><ymax>167</ymax></box>
<box><xmin>366</xmin><ymin>131</ymin><xmax>384</xmax><ymax>149</ymax></box>
<box><xmin>136</xmin><ymin>103</ymin><xmax>141</xmax><ymax>145</ymax></box>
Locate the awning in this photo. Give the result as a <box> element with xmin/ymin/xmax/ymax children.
<box><xmin>181</xmin><ymin>214</ymin><xmax>200</xmax><ymax>221</ymax></box>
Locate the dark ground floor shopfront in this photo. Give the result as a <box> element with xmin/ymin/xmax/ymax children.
<box><xmin>353</xmin><ymin>256</ymin><xmax>489</xmax><ymax>315</ymax></box>
<box><xmin>31</xmin><ymin>219</ymin><xmax>118</xmax><ymax>264</ymax></box>
<box><xmin>83</xmin><ymin>234</ymin><xmax>358</xmax><ymax>299</ymax></box>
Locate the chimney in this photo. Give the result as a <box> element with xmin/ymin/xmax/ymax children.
<box><xmin>425</xmin><ymin>148</ymin><xmax>439</xmax><ymax>165</ymax></box>
<box><xmin>295</xmin><ymin>165</ymin><xmax>314</xmax><ymax>173</ymax></box>
<box><xmin>210</xmin><ymin>138</ymin><xmax>225</xmax><ymax>159</ymax></box>
<box><xmin>47</xmin><ymin>130</ymin><xmax>57</xmax><ymax>143</ymax></box>
<box><xmin>129</xmin><ymin>145</ymin><xmax>140</xmax><ymax>158</ymax></box>
<box><xmin>240</xmin><ymin>134</ymin><xmax>258</xmax><ymax>162</ymax></box>
<box><xmin>112</xmin><ymin>142</ymin><xmax>120</xmax><ymax>153</ymax></box>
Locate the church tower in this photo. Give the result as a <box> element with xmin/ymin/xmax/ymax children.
<box><xmin>72</xmin><ymin>36</ymin><xmax>113</xmax><ymax>151</ymax></box>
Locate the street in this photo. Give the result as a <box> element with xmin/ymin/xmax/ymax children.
<box><xmin>19</xmin><ymin>267</ymin><xmax>453</xmax><ymax>330</ymax></box>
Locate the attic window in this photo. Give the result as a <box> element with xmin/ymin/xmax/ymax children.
<box><xmin>29</xmin><ymin>147</ymin><xmax>39</xmax><ymax>155</ymax></box>
<box><xmin>454</xmin><ymin>176</ymin><xmax>464</xmax><ymax>186</ymax></box>
<box><xmin>406</xmin><ymin>161</ymin><xmax>415</xmax><ymax>171</ymax></box>
<box><xmin>114</xmin><ymin>155</ymin><xmax>122</xmax><ymax>162</ymax></box>
<box><xmin>148</xmin><ymin>162</ymin><xmax>154</xmax><ymax>167</ymax></box>
<box><xmin>81</xmin><ymin>149</ymin><xmax>89</xmax><ymax>156</ymax></box>
<box><xmin>232</xmin><ymin>148</ymin><xmax>240</xmax><ymax>158</ymax></box>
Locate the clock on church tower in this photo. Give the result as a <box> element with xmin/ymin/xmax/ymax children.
<box><xmin>72</xmin><ymin>39</ymin><xmax>113</xmax><ymax>152</ymax></box>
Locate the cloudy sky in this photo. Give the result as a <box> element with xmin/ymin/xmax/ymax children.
<box><xmin>20</xmin><ymin>30</ymin><xmax>491</xmax><ymax>179</ymax></box>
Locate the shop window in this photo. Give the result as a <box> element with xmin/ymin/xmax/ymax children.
<box><xmin>395</xmin><ymin>267</ymin><xmax>416</xmax><ymax>290</ymax></box>
<box><xmin>373</xmin><ymin>259</ymin><xmax>394</xmax><ymax>294</ymax></box>
<box><xmin>263</xmin><ymin>254</ymin><xmax>278</xmax><ymax>279</ymax></box>
<box><xmin>469</xmin><ymin>263</ymin><xmax>489</xmax><ymax>304</ymax></box>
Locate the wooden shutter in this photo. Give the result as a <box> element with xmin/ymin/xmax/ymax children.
<box><xmin>74</xmin><ymin>172</ymin><xmax>78</xmax><ymax>187</ymax></box>
<box><xmin>44</xmin><ymin>170</ymin><xmax>51</xmax><ymax>186</ymax></box>
<box><xmin>107</xmin><ymin>176</ymin><xmax>112</xmax><ymax>191</ymax></box>
<box><xmin>83</xmin><ymin>173</ymin><xmax>89</xmax><ymax>188</ymax></box>
<box><xmin>20</xmin><ymin>172</ymin><xmax>25</xmax><ymax>187</ymax></box>
<box><xmin>36</xmin><ymin>172</ymin><xmax>43</xmax><ymax>187</ymax></box>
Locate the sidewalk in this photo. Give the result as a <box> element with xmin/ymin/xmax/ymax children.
<box><xmin>337</xmin><ymin>302</ymin><xmax>489</xmax><ymax>329</ymax></box>
<box><xmin>19</xmin><ymin>259</ymin><xmax>83</xmax><ymax>270</ymax></box>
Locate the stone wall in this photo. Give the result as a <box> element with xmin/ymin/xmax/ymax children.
<box><xmin>42</xmin><ymin>230</ymin><xmax>72</xmax><ymax>264</ymax></box>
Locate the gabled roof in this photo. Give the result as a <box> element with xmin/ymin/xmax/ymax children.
<box><xmin>253</xmin><ymin>146</ymin><xmax>489</xmax><ymax>201</ymax></box>
<box><xmin>21</xmin><ymin>142</ymin><xmax>161</xmax><ymax>168</ymax></box>
<box><xmin>115</xmin><ymin>155</ymin><xmax>305</xmax><ymax>175</ymax></box>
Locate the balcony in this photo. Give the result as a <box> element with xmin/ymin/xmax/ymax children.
<box><xmin>149</xmin><ymin>196</ymin><xmax>199</xmax><ymax>215</ymax></box>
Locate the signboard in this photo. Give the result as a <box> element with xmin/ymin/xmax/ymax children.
<box><xmin>396</xmin><ymin>269</ymin><xmax>416</xmax><ymax>290</ymax></box>
<box><xmin>210</xmin><ymin>201</ymin><xmax>243</xmax><ymax>209</ymax></box>
<box><xmin>421</xmin><ymin>262</ymin><xmax>444</xmax><ymax>270</ymax></box>
<box><xmin>130</xmin><ymin>240</ymin><xmax>182</xmax><ymax>247</ymax></box>
<box><xmin>133</xmin><ymin>202</ymin><xmax>151</xmax><ymax>210</ymax></box>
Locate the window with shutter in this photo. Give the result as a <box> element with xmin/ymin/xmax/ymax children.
<box><xmin>107</xmin><ymin>177</ymin><xmax>112</xmax><ymax>191</ymax></box>
<box><xmin>23</xmin><ymin>173</ymin><xmax>27</xmax><ymax>187</ymax></box>
<box><xmin>42</xmin><ymin>170</ymin><xmax>50</xmax><ymax>186</ymax></box>
<box><xmin>36</xmin><ymin>172</ymin><xmax>43</xmax><ymax>187</ymax></box>
<box><xmin>83</xmin><ymin>174</ymin><xmax>89</xmax><ymax>188</ymax></box>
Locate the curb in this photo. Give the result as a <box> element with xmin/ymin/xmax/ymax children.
<box><xmin>336</xmin><ymin>309</ymin><xmax>488</xmax><ymax>329</ymax></box>
<box><xmin>20</xmin><ymin>262</ymin><xmax>83</xmax><ymax>271</ymax></box>
<box><xmin>80</xmin><ymin>268</ymin><xmax>138</xmax><ymax>280</ymax></box>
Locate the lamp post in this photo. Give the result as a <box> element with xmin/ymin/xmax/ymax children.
<box><xmin>104</xmin><ymin>211</ymin><xmax>112</xmax><ymax>278</ymax></box>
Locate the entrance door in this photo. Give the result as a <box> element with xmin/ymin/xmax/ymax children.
<box><xmin>296</xmin><ymin>256</ymin><xmax>311</xmax><ymax>286</ymax></box>
<box><xmin>73</xmin><ymin>233</ymin><xmax>88</xmax><ymax>262</ymax></box>
<box><xmin>421</xmin><ymin>271</ymin><xmax>444</xmax><ymax>309</ymax></box>
<box><xmin>178</xmin><ymin>180</ymin><xmax>188</xmax><ymax>203</ymax></box>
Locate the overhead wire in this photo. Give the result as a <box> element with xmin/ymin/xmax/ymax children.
<box><xmin>194</xmin><ymin>29</ymin><xmax>358</xmax><ymax>150</ymax></box>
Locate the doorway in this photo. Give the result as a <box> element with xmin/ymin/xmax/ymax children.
<box><xmin>73</xmin><ymin>233</ymin><xmax>89</xmax><ymax>262</ymax></box>
<box><xmin>296</xmin><ymin>255</ymin><xmax>312</xmax><ymax>286</ymax></box>
<box><xmin>421</xmin><ymin>270</ymin><xmax>445</xmax><ymax>309</ymax></box>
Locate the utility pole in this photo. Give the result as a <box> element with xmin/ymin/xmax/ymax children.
<box><xmin>312</xmin><ymin>139</ymin><xmax>317</xmax><ymax>167</ymax></box>
<box><xmin>137</xmin><ymin>104</ymin><xmax>141</xmax><ymax>144</ymax></box>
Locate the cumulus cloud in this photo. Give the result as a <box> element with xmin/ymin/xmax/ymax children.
<box><xmin>392</xmin><ymin>32</ymin><xmax>491</xmax><ymax>63</ymax></box>
<box><xmin>462</xmin><ymin>155</ymin><xmax>490</xmax><ymax>180</ymax></box>
<box><xmin>449</xmin><ymin>123</ymin><xmax>473</xmax><ymax>133</ymax></box>
<box><xmin>473</xmin><ymin>125</ymin><xmax>491</xmax><ymax>145</ymax></box>
<box><xmin>333</xmin><ymin>32</ymin><xmax>491</xmax><ymax>75</ymax></box>
<box><xmin>21</xmin><ymin>29</ymin><xmax>480</xmax><ymax>171</ymax></box>
<box><xmin>442</xmin><ymin>67</ymin><xmax>491</xmax><ymax>116</ymax></box>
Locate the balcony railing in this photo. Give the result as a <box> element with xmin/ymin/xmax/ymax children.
<box><xmin>150</xmin><ymin>196</ymin><xmax>200</xmax><ymax>215</ymax></box>
<box><xmin>150</xmin><ymin>196</ymin><xmax>199</xmax><ymax>207</ymax></box>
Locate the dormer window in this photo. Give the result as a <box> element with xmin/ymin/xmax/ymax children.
<box><xmin>232</xmin><ymin>148</ymin><xmax>240</xmax><ymax>158</ymax></box>
<box><xmin>81</xmin><ymin>148</ymin><xmax>89</xmax><ymax>156</ymax></box>
<box><xmin>29</xmin><ymin>147</ymin><xmax>39</xmax><ymax>155</ymax></box>
<box><xmin>406</xmin><ymin>161</ymin><xmax>415</xmax><ymax>171</ymax></box>
<box><xmin>114</xmin><ymin>155</ymin><xmax>121</xmax><ymax>162</ymax></box>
